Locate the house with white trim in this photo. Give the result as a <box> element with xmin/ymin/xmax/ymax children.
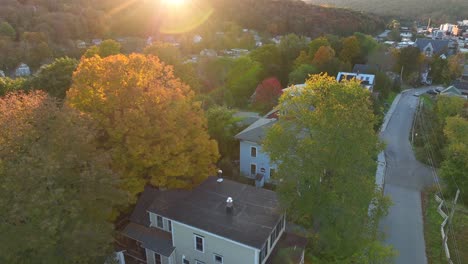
<box><xmin>117</xmin><ymin>177</ymin><xmax>306</xmax><ymax>264</ymax></box>
<box><xmin>414</xmin><ymin>38</ymin><xmax>450</xmax><ymax>57</ymax></box>
<box><xmin>336</xmin><ymin>72</ymin><xmax>375</xmax><ymax>91</ymax></box>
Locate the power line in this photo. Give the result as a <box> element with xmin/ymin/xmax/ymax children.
<box><xmin>416</xmin><ymin>99</ymin><xmax>462</xmax><ymax>264</ymax></box>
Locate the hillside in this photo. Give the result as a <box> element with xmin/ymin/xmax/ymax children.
<box><xmin>304</xmin><ymin>0</ymin><xmax>468</xmax><ymax>23</ymax></box>
<box><xmin>0</xmin><ymin>0</ymin><xmax>385</xmax><ymax>72</ymax></box>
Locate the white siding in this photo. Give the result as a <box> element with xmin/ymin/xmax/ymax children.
<box><xmin>172</xmin><ymin>221</ymin><xmax>257</xmax><ymax>264</ymax></box>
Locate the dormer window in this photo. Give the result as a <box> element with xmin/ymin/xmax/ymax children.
<box><xmin>425</xmin><ymin>47</ymin><xmax>432</xmax><ymax>57</ymax></box>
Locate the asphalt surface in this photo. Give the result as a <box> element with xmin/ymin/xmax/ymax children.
<box><xmin>379</xmin><ymin>89</ymin><xmax>436</xmax><ymax>264</ymax></box>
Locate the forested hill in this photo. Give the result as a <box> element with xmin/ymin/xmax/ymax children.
<box><xmin>304</xmin><ymin>0</ymin><xmax>468</xmax><ymax>23</ymax></box>
<box><xmin>207</xmin><ymin>0</ymin><xmax>385</xmax><ymax>37</ymax></box>
<box><xmin>0</xmin><ymin>0</ymin><xmax>384</xmax><ymax>41</ymax></box>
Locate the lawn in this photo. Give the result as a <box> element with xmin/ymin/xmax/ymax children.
<box><xmin>423</xmin><ymin>188</ymin><xmax>468</xmax><ymax>264</ymax></box>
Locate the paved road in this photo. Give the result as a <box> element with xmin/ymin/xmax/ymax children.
<box><xmin>379</xmin><ymin>90</ymin><xmax>435</xmax><ymax>264</ymax></box>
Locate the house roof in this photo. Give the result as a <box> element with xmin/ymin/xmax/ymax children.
<box><xmin>441</xmin><ymin>86</ymin><xmax>462</xmax><ymax>95</ymax></box>
<box><xmin>415</xmin><ymin>38</ymin><xmax>449</xmax><ymax>54</ymax></box>
<box><xmin>143</xmin><ymin>177</ymin><xmax>281</xmax><ymax>249</ymax></box>
<box><xmin>452</xmin><ymin>80</ymin><xmax>468</xmax><ymax>92</ymax></box>
<box><xmin>122</xmin><ymin>223</ymin><xmax>175</xmax><ymax>257</ymax></box>
<box><xmin>234</xmin><ymin>117</ymin><xmax>277</xmax><ymax>144</ymax></box>
<box><xmin>352</xmin><ymin>64</ymin><xmax>372</xmax><ymax>74</ymax></box>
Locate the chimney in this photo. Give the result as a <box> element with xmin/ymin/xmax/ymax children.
<box><xmin>226</xmin><ymin>197</ymin><xmax>233</xmax><ymax>214</ymax></box>
<box><xmin>217</xmin><ymin>169</ymin><xmax>224</xmax><ymax>183</ymax></box>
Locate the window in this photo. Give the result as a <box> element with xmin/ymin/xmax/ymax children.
<box><xmin>214</xmin><ymin>254</ymin><xmax>223</xmax><ymax>264</ymax></box>
<box><xmin>155</xmin><ymin>253</ymin><xmax>162</xmax><ymax>264</ymax></box>
<box><xmin>156</xmin><ymin>215</ymin><xmax>164</xmax><ymax>228</ymax></box>
<box><xmin>270</xmin><ymin>168</ymin><xmax>276</xmax><ymax>178</ymax></box>
<box><xmin>250</xmin><ymin>146</ymin><xmax>257</xmax><ymax>157</ymax></box>
<box><xmin>250</xmin><ymin>164</ymin><xmax>256</xmax><ymax>176</ymax></box>
<box><xmin>259</xmin><ymin>242</ymin><xmax>268</xmax><ymax>263</ymax></box>
<box><xmin>194</xmin><ymin>234</ymin><xmax>204</xmax><ymax>252</ymax></box>
<box><xmin>183</xmin><ymin>258</ymin><xmax>190</xmax><ymax>264</ymax></box>
<box><xmin>168</xmin><ymin>220</ymin><xmax>172</xmax><ymax>231</ymax></box>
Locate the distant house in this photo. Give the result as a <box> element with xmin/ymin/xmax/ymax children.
<box><xmin>92</xmin><ymin>38</ymin><xmax>102</xmax><ymax>45</ymax></box>
<box><xmin>117</xmin><ymin>176</ymin><xmax>306</xmax><ymax>264</ymax></box>
<box><xmin>199</xmin><ymin>49</ymin><xmax>217</xmax><ymax>57</ymax></box>
<box><xmin>0</xmin><ymin>70</ymin><xmax>5</xmax><ymax>77</ymax></box>
<box><xmin>440</xmin><ymin>86</ymin><xmax>467</xmax><ymax>99</ymax></box>
<box><xmin>451</xmin><ymin>65</ymin><xmax>468</xmax><ymax>95</ymax></box>
<box><xmin>336</xmin><ymin>72</ymin><xmax>375</xmax><ymax>91</ymax></box>
<box><xmin>15</xmin><ymin>63</ymin><xmax>31</xmax><ymax>77</ymax></box>
<box><xmin>414</xmin><ymin>38</ymin><xmax>449</xmax><ymax>57</ymax></box>
<box><xmin>76</xmin><ymin>40</ymin><xmax>86</xmax><ymax>49</ymax></box>
<box><xmin>193</xmin><ymin>35</ymin><xmax>203</xmax><ymax>44</ymax></box>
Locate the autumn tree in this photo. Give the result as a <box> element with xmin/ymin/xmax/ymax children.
<box><xmin>67</xmin><ymin>54</ymin><xmax>219</xmax><ymax>196</ymax></box>
<box><xmin>83</xmin><ymin>39</ymin><xmax>121</xmax><ymax>58</ymax></box>
<box><xmin>339</xmin><ymin>36</ymin><xmax>361</xmax><ymax>65</ymax></box>
<box><xmin>31</xmin><ymin>57</ymin><xmax>78</xmax><ymax>98</ymax></box>
<box><xmin>253</xmin><ymin>77</ymin><xmax>283</xmax><ymax>112</ymax></box>
<box><xmin>0</xmin><ymin>91</ymin><xmax>127</xmax><ymax>263</ymax></box>
<box><xmin>308</xmin><ymin>37</ymin><xmax>330</xmax><ymax>58</ymax></box>
<box><xmin>264</xmin><ymin>74</ymin><xmax>392</xmax><ymax>261</ymax></box>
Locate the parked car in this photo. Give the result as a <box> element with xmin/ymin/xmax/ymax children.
<box><xmin>435</xmin><ymin>87</ymin><xmax>442</xmax><ymax>93</ymax></box>
<box><xmin>413</xmin><ymin>91</ymin><xmax>423</xmax><ymax>97</ymax></box>
<box><xmin>426</xmin><ymin>89</ymin><xmax>438</xmax><ymax>95</ymax></box>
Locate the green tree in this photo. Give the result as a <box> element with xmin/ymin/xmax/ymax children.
<box><xmin>144</xmin><ymin>42</ymin><xmax>201</xmax><ymax>92</ymax></box>
<box><xmin>395</xmin><ymin>46</ymin><xmax>424</xmax><ymax>81</ymax></box>
<box><xmin>84</xmin><ymin>39</ymin><xmax>121</xmax><ymax>58</ymax></box>
<box><xmin>430</xmin><ymin>56</ymin><xmax>450</xmax><ymax>84</ymax></box>
<box><xmin>67</xmin><ymin>54</ymin><xmax>219</xmax><ymax>196</ymax></box>
<box><xmin>31</xmin><ymin>57</ymin><xmax>78</xmax><ymax>98</ymax></box>
<box><xmin>308</xmin><ymin>37</ymin><xmax>330</xmax><ymax>58</ymax></box>
<box><xmin>264</xmin><ymin>74</ymin><xmax>392</xmax><ymax>261</ymax></box>
<box><xmin>0</xmin><ymin>21</ymin><xmax>15</xmax><ymax>39</ymax></box>
<box><xmin>293</xmin><ymin>50</ymin><xmax>311</xmax><ymax>70</ymax></box>
<box><xmin>225</xmin><ymin>56</ymin><xmax>263</xmax><ymax>107</ymax></box>
<box><xmin>249</xmin><ymin>44</ymin><xmax>282</xmax><ymax>79</ymax></box>
<box><xmin>353</xmin><ymin>32</ymin><xmax>379</xmax><ymax>63</ymax></box>
<box><xmin>0</xmin><ymin>91</ymin><xmax>127</xmax><ymax>263</ymax></box>
<box><xmin>278</xmin><ymin>34</ymin><xmax>309</xmax><ymax>84</ymax></box>
<box><xmin>439</xmin><ymin>116</ymin><xmax>468</xmax><ymax>204</ymax></box>
<box><xmin>288</xmin><ymin>64</ymin><xmax>318</xmax><ymax>85</ymax></box>
<box><xmin>0</xmin><ymin>77</ymin><xmax>31</xmax><ymax>96</ymax></box>
<box><xmin>205</xmin><ymin>105</ymin><xmax>241</xmax><ymax>159</ymax></box>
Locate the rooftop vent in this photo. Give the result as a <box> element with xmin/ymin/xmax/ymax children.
<box><xmin>226</xmin><ymin>197</ymin><xmax>233</xmax><ymax>214</ymax></box>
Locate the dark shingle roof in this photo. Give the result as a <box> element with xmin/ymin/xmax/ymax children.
<box><xmin>122</xmin><ymin>223</ymin><xmax>175</xmax><ymax>257</ymax></box>
<box><xmin>234</xmin><ymin>117</ymin><xmax>277</xmax><ymax>144</ymax></box>
<box><xmin>415</xmin><ymin>39</ymin><xmax>449</xmax><ymax>54</ymax></box>
<box><xmin>452</xmin><ymin>80</ymin><xmax>468</xmax><ymax>93</ymax></box>
<box><xmin>147</xmin><ymin>177</ymin><xmax>281</xmax><ymax>249</ymax></box>
<box><xmin>352</xmin><ymin>64</ymin><xmax>371</xmax><ymax>74</ymax></box>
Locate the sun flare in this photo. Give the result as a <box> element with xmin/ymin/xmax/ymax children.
<box><xmin>161</xmin><ymin>0</ymin><xmax>186</xmax><ymax>6</ymax></box>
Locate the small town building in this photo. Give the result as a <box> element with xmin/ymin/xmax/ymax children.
<box><xmin>15</xmin><ymin>63</ymin><xmax>31</xmax><ymax>77</ymax></box>
<box><xmin>117</xmin><ymin>176</ymin><xmax>307</xmax><ymax>264</ymax></box>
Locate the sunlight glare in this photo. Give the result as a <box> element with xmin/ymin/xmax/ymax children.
<box><xmin>161</xmin><ymin>0</ymin><xmax>186</xmax><ymax>6</ymax></box>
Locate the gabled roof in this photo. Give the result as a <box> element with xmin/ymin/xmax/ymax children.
<box><xmin>142</xmin><ymin>177</ymin><xmax>281</xmax><ymax>249</ymax></box>
<box><xmin>452</xmin><ymin>80</ymin><xmax>468</xmax><ymax>92</ymax></box>
<box><xmin>234</xmin><ymin>117</ymin><xmax>277</xmax><ymax>144</ymax></box>
<box><xmin>441</xmin><ymin>86</ymin><xmax>462</xmax><ymax>95</ymax></box>
<box><xmin>415</xmin><ymin>38</ymin><xmax>449</xmax><ymax>54</ymax></box>
<box><xmin>122</xmin><ymin>223</ymin><xmax>175</xmax><ymax>257</ymax></box>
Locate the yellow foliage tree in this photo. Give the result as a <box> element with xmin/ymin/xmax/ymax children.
<box><xmin>67</xmin><ymin>54</ymin><xmax>219</xmax><ymax>196</ymax></box>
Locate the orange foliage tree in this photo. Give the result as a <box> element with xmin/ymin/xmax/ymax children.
<box><xmin>67</xmin><ymin>54</ymin><xmax>219</xmax><ymax>196</ymax></box>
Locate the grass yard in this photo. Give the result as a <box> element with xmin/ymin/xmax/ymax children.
<box><xmin>423</xmin><ymin>188</ymin><xmax>468</xmax><ymax>264</ymax></box>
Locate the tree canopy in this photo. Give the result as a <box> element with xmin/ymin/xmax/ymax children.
<box><xmin>0</xmin><ymin>91</ymin><xmax>127</xmax><ymax>263</ymax></box>
<box><xmin>31</xmin><ymin>57</ymin><xmax>79</xmax><ymax>98</ymax></box>
<box><xmin>264</xmin><ymin>74</ymin><xmax>391</xmax><ymax>261</ymax></box>
<box><xmin>67</xmin><ymin>54</ymin><xmax>219</xmax><ymax>196</ymax></box>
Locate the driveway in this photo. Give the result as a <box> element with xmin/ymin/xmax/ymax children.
<box><xmin>379</xmin><ymin>89</ymin><xmax>435</xmax><ymax>264</ymax></box>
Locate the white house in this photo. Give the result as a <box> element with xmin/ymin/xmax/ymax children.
<box><xmin>15</xmin><ymin>63</ymin><xmax>31</xmax><ymax>77</ymax></box>
<box><xmin>336</xmin><ymin>72</ymin><xmax>375</xmax><ymax>91</ymax></box>
<box><xmin>118</xmin><ymin>177</ymin><xmax>307</xmax><ymax>264</ymax></box>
